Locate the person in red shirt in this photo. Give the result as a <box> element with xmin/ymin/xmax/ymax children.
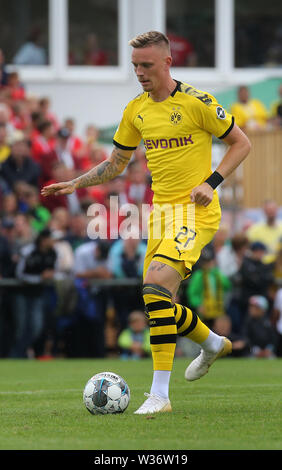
<box><xmin>63</xmin><ymin>118</ymin><xmax>83</xmax><ymax>157</ymax></box>
<box><xmin>31</xmin><ymin>120</ymin><xmax>55</xmax><ymax>163</ymax></box>
<box><xmin>4</xmin><ymin>72</ymin><xmax>26</xmax><ymax>102</ymax></box>
<box><xmin>83</xmin><ymin>33</ymin><xmax>108</xmax><ymax>66</ymax></box>
<box><xmin>167</xmin><ymin>32</ymin><xmax>197</xmax><ymax>67</ymax></box>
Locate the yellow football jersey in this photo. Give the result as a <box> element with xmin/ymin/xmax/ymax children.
<box><xmin>113</xmin><ymin>81</ymin><xmax>234</xmax><ymax>209</ymax></box>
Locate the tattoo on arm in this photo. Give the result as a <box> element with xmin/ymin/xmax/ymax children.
<box><xmin>72</xmin><ymin>147</ymin><xmax>132</xmax><ymax>189</ymax></box>
<box><xmin>148</xmin><ymin>262</ymin><xmax>167</xmax><ymax>272</ymax></box>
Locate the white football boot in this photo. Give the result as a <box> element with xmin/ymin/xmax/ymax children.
<box><xmin>134</xmin><ymin>393</ymin><xmax>172</xmax><ymax>415</ymax></box>
<box><xmin>185</xmin><ymin>337</ymin><xmax>232</xmax><ymax>381</ymax></box>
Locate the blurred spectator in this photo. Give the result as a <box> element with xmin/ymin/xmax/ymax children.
<box><xmin>133</xmin><ymin>146</ymin><xmax>149</xmax><ymax>174</ymax></box>
<box><xmin>54</xmin><ymin>127</ymin><xmax>83</xmax><ymax>173</ymax></box>
<box><xmin>10</xmin><ymin>228</ymin><xmax>58</xmax><ymax>358</ymax></box>
<box><xmin>217</xmin><ymin>232</ymin><xmax>249</xmax><ymax>278</ymax></box>
<box><xmin>243</xmin><ymin>295</ymin><xmax>277</xmax><ymax>358</ymax></box>
<box><xmin>125</xmin><ymin>160</ymin><xmax>153</xmax><ymax>206</ymax></box>
<box><xmin>108</xmin><ymin>225</ymin><xmax>146</xmax><ymax>330</ymax></box>
<box><xmin>26</xmin><ymin>94</ymin><xmax>40</xmax><ymax>114</ymax></box>
<box><xmin>108</xmin><ymin>226</ymin><xmax>146</xmax><ymax>279</ymax></box>
<box><xmin>2</xmin><ymin>72</ymin><xmax>26</xmax><ymax>104</ymax></box>
<box><xmin>48</xmin><ymin>230</ymin><xmax>76</xmax><ymax>351</ymax></box>
<box><xmin>81</xmin><ymin>143</ymin><xmax>107</xmax><ymax>173</ymax></box>
<box><xmin>84</xmin><ymin>123</ymin><xmax>100</xmax><ymax>147</ymax></box>
<box><xmin>237</xmin><ymin>242</ymin><xmax>274</xmax><ymax>327</ymax></box>
<box><xmin>63</xmin><ymin>117</ymin><xmax>83</xmax><ymax>156</ymax></box>
<box><xmin>0</xmin><ymin>131</ymin><xmax>40</xmax><ymax>190</ymax></box>
<box><xmin>51</xmin><ymin>230</ymin><xmax>74</xmax><ymax>280</ymax></box>
<box><xmin>246</xmin><ymin>200</ymin><xmax>282</xmax><ymax>262</ymax></box>
<box><xmin>0</xmin><ymin>122</ymin><xmax>10</xmax><ymax>164</ymax></box>
<box><xmin>13</xmin><ymin>29</ymin><xmax>47</xmax><ymax>66</ymax></box>
<box><xmin>0</xmin><ymin>192</ymin><xmax>18</xmax><ymax>218</ymax></box>
<box><xmin>72</xmin><ymin>240</ymin><xmax>111</xmax><ymax>357</ymax></box>
<box><xmin>230</xmin><ymin>85</ymin><xmax>268</xmax><ymax>130</ymax></box>
<box><xmin>38</xmin><ymin>97</ymin><xmax>59</xmax><ymax>131</ymax></box>
<box><xmin>20</xmin><ymin>185</ymin><xmax>51</xmax><ymax>233</ymax></box>
<box><xmin>11</xmin><ymin>213</ymin><xmax>35</xmax><ymax>264</ymax></box>
<box><xmin>48</xmin><ymin>207</ymin><xmax>71</xmax><ymax>237</ymax></box>
<box><xmin>269</xmin><ymin>83</ymin><xmax>282</xmax><ymax>128</ymax></box>
<box><xmin>65</xmin><ymin>213</ymin><xmax>89</xmax><ymax>251</ymax></box>
<box><xmin>118</xmin><ymin>310</ymin><xmax>150</xmax><ymax>359</ymax></box>
<box><xmin>40</xmin><ymin>128</ymin><xmax>87</xmax><ymax>213</ymax></box>
<box><xmin>273</xmin><ymin>287</ymin><xmax>282</xmax><ymax>356</ymax></box>
<box><xmin>10</xmin><ymin>101</ymin><xmax>30</xmax><ymax>132</ymax></box>
<box><xmin>212</xmin><ymin>224</ymin><xmax>230</xmax><ymax>256</ymax></box>
<box><xmin>31</xmin><ymin>120</ymin><xmax>55</xmax><ymax>164</ymax></box>
<box><xmin>29</xmin><ymin>111</ymin><xmax>44</xmax><ymax>141</ymax></box>
<box><xmin>218</xmin><ymin>233</ymin><xmax>250</xmax><ymax>333</ymax></box>
<box><xmin>83</xmin><ymin>33</ymin><xmax>108</xmax><ymax>66</ymax></box>
<box><xmin>0</xmin><ymin>103</ymin><xmax>15</xmax><ymax>137</ymax></box>
<box><xmin>213</xmin><ymin>315</ymin><xmax>250</xmax><ymax>358</ymax></box>
<box><xmin>186</xmin><ymin>244</ymin><xmax>232</xmax><ymax>329</ymax></box>
<box><xmin>167</xmin><ymin>32</ymin><xmax>197</xmax><ymax>67</ymax></box>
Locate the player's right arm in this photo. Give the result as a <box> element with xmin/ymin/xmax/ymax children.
<box><xmin>41</xmin><ymin>146</ymin><xmax>133</xmax><ymax>196</ymax></box>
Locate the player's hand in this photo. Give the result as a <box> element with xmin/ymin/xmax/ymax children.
<box><xmin>41</xmin><ymin>181</ymin><xmax>76</xmax><ymax>197</ymax></box>
<box><xmin>190</xmin><ymin>182</ymin><xmax>214</xmax><ymax>207</ymax></box>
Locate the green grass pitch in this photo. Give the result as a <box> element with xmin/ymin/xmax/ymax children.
<box><xmin>0</xmin><ymin>357</ymin><xmax>281</xmax><ymax>450</ymax></box>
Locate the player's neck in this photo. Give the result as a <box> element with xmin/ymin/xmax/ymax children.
<box><xmin>149</xmin><ymin>78</ymin><xmax>177</xmax><ymax>102</ymax></box>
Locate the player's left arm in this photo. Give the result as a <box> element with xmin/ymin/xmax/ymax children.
<box><xmin>190</xmin><ymin>124</ymin><xmax>251</xmax><ymax>206</ymax></box>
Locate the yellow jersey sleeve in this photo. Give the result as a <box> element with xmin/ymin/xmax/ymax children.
<box><xmin>113</xmin><ymin>102</ymin><xmax>142</xmax><ymax>150</ymax></box>
<box><xmin>190</xmin><ymin>93</ymin><xmax>234</xmax><ymax>139</ymax></box>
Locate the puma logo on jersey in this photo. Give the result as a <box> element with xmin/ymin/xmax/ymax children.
<box><xmin>137</xmin><ymin>114</ymin><xmax>144</xmax><ymax>122</ymax></box>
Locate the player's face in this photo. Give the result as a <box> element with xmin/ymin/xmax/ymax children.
<box><xmin>131</xmin><ymin>45</ymin><xmax>171</xmax><ymax>93</ymax></box>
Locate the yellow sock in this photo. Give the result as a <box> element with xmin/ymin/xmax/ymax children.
<box><xmin>173</xmin><ymin>303</ymin><xmax>210</xmax><ymax>344</ymax></box>
<box><xmin>143</xmin><ymin>284</ymin><xmax>177</xmax><ymax>371</ymax></box>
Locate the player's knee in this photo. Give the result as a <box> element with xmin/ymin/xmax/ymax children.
<box><xmin>142</xmin><ymin>283</ymin><xmax>173</xmax><ymax>318</ymax></box>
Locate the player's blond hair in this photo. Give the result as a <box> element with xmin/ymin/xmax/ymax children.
<box><xmin>129</xmin><ymin>31</ymin><xmax>170</xmax><ymax>52</ymax></box>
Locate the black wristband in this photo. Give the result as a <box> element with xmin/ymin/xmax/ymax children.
<box><xmin>205</xmin><ymin>171</ymin><xmax>224</xmax><ymax>189</ymax></box>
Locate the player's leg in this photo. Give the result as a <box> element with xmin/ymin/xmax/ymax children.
<box><xmin>152</xmin><ymin>255</ymin><xmax>231</xmax><ymax>381</ymax></box>
<box><xmin>173</xmin><ymin>302</ymin><xmax>232</xmax><ymax>381</ymax></box>
<box><xmin>134</xmin><ymin>260</ymin><xmax>181</xmax><ymax>414</ymax></box>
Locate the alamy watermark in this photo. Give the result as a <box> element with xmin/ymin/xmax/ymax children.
<box><xmin>86</xmin><ymin>196</ymin><xmax>196</xmax><ymax>250</ymax></box>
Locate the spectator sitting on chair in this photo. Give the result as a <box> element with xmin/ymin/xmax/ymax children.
<box><xmin>0</xmin><ymin>131</ymin><xmax>40</xmax><ymax>191</ymax></box>
<box><xmin>186</xmin><ymin>244</ymin><xmax>232</xmax><ymax>329</ymax></box>
<box><xmin>118</xmin><ymin>310</ymin><xmax>151</xmax><ymax>359</ymax></box>
<box><xmin>243</xmin><ymin>295</ymin><xmax>277</xmax><ymax>358</ymax></box>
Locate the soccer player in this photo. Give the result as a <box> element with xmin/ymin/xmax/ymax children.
<box><xmin>41</xmin><ymin>31</ymin><xmax>251</xmax><ymax>414</ymax></box>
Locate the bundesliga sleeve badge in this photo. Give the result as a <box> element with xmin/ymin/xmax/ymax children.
<box><xmin>216</xmin><ymin>106</ymin><xmax>226</xmax><ymax>119</ymax></box>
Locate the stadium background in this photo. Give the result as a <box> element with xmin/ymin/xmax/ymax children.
<box><xmin>0</xmin><ymin>0</ymin><xmax>282</xmax><ymax>361</ymax></box>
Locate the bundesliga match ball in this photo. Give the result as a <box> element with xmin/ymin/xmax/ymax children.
<box><xmin>83</xmin><ymin>371</ymin><xmax>130</xmax><ymax>415</ymax></box>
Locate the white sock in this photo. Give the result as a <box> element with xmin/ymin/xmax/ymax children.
<box><xmin>150</xmin><ymin>370</ymin><xmax>171</xmax><ymax>399</ymax></box>
<box><xmin>200</xmin><ymin>330</ymin><xmax>224</xmax><ymax>354</ymax></box>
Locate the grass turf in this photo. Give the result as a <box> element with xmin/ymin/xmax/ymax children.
<box><xmin>0</xmin><ymin>357</ymin><xmax>281</xmax><ymax>450</ymax></box>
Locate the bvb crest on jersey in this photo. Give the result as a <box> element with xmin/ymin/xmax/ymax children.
<box><xmin>170</xmin><ymin>107</ymin><xmax>182</xmax><ymax>125</ymax></box>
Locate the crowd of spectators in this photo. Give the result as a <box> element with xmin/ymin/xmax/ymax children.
<box><xmin>0</xmin><ymin>65</ymin><xmax>282</xmax><ymax>362</ymax></box>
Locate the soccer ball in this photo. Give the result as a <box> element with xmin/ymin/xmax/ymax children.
<box><xmin>83</xmin><ymin>371</ymin><xmax>130</xmax><ymax>415</ymax></box>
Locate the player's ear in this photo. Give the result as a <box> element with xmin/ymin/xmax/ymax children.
<box><xmin>164</xmin><ymin>55</ymin><xmax>172</xmax><ymax>69</ymax></box>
